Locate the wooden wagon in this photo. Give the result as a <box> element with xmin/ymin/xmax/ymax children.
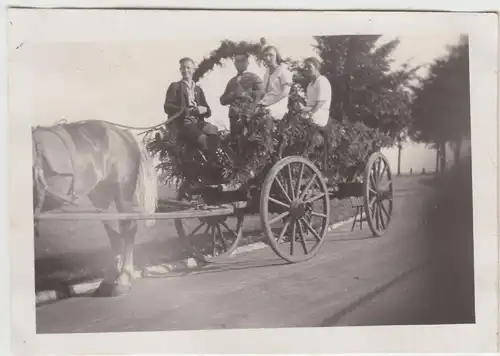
<box><xmin>136</xmin><ymin>107</ymin><xmax>395</xmax><ymax>265</ymax></box>
<box><xmin>34</xmin><ymin>112</ymin><xmax>394</xmax><ymax>267</ymax></box>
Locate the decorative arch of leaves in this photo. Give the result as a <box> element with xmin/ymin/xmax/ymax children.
<box><xmin>192</xmin><ymin>39</ymin><xmax>268</xmax><ymax>82</ymax></box>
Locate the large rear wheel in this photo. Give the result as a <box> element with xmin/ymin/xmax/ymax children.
<box><xmin>260</xmin><ymin>156</ymin><xmax>330</xmax><ymax>263</ymax></box>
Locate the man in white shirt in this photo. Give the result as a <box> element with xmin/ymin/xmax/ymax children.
<box><xmin>302</xmin><ymin>57</ymin><xmax>332</xmax><ymax>128</ymax></box>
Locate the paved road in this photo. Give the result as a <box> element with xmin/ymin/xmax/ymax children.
<box><xmin>36</xmin><ymin>182</ymin><xmax>472</xmax><ymax>333</ymax></box>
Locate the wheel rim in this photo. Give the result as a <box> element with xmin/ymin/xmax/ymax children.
<box><xmin>261</xmin><ymin>157</ymin><xmax>330</xmax><ymax>263</ymax></box>
<box><xmin>175</xmin><ymin>188</ymin><xmax>244</xmax><ymax>263</ymax></box>
<box><xmin>364</xmin><ymin>153</ymin><xmax>394</xmax><ymax>236</ymax></box>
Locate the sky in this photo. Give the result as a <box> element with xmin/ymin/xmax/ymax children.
<box><xmin>8</xmin><ymin>21</ymin><xmax>463</xmax><ymax>173</ymax></box>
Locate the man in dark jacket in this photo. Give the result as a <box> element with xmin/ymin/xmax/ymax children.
<box><xmin>220</xmin><ymin>53</ymin><xmax>264</xmax><ymax>136</ymax></box>
<box><xmin>164</xmin><ymin>57</ymin><xmax>219</xmax><ymax>154</ymax></box>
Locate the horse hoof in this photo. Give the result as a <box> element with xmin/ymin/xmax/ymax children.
<box><xmin>112</xmin><ymin>283</ymin><xmax>132</xmax><ymax>297</ymax></box>
<box><xmin>93</xmin><ymin>281</ymin><xmax>131</xmax><ymax>298</ymax></box>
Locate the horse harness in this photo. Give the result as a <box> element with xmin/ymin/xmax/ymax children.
<box><xmin>32</xmin><ymin>125</ymin><xmax>80</xmax><ymax>215</ymax></box>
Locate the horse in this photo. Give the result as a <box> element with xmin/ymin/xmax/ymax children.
<box><xmin>32</xmin><ymin>119</ymin><xmax>158</xmax><ymax>297</ymax></box>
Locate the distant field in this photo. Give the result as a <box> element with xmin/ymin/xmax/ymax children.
<box><xmin>34</xmin><ymin>175</ymin><xmax>430</xmax><ymax>291</ymax></box>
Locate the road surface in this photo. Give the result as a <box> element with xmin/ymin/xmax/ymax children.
<box><xmin>36</xmin><ymin>182</ymin><xmax>475</xmax><ymax>333</ymax></box>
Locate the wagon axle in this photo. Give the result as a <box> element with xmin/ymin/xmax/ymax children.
<box><xmin>289</xmin><ymin>199</ymin><xmax>308</xmax><ymax>220</ymax></box>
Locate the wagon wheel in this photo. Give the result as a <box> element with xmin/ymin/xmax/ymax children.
<box><xmin>174</xmin><ymin>186</ymin><xmax>244</xmax><ymax>264</ymax></box>
<box><xmin>260</xmin><ymin>156</ymin><xmax>330</xmax><ymax>263</ymax></box>
<box><xmin>363</xmin><ymin>152</ymin><xmax>394</xmax><ymax>237</ymax></box>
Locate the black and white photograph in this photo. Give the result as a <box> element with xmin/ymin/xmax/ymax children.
<box><xmin>7</xmin><ymin>7</ymin><xmax>498</xmax><ymax>355</ymax></box>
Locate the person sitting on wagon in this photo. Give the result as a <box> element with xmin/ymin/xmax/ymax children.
<box><xmin>258</xmin><ymin>45</ymin><xmax>294</xmax><ymax>121</ymax></box>
<box><xmin>220</xmin><ymin>52</ymin><xmax>265</xmax><ymax>137</ymax></box>
<box><xmin>163</xmin><ymin>57</ymin><xmax>219</xmax><ymax>157</ymax></box>
<box><xmin>301</xmin><ymin>57</ymin><xmax>332</xmax><ymax>130</ymax></box>
<box><xmin>301</xmin><ymin>57</ymin><xmax>333</xmax><ymax>160</ymax></box>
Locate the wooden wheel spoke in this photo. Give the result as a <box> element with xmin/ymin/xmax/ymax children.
<box><xmin>268</xmin><ymin>197</ymin><xmax>291</xmax><ymax>209</ymax></box>
<box><xmin>299</xmin><ymin>173</ymin><xmax>318</xmax><ymax>200</ymax></box>
<box><xmin>305</xmin><ymin>192</ymin><xmax>326</xmax><ymax>204</ymax></box>
<box><xmin>210</xmin><ymin>225</ymin><xmax>218</xmax><ymax>257</ymax></box>
<box><xmin>369</xmin><ymin>196</ymin><xmax>376</xmax><ymax>211</ymax></box>
<box><xmin>369</xmin><ymin>169</ymin><xmax>377</xmax><ymax>187</ymax></box>
<box><xmin>204</xmin><ymin>223</ymin><xmax>211</xmax><ymax>235</ymax></box>
<box><xmin>297</xmin><ymin>221</ymin><xmax>308</xmax><ymax>254</ymax></box>
<box><xmin>215</xmin><ymin>224</ymin><xmax>228</xmax><ymax>252</ymax></box>
<box><xmin>220</xmin><ymin>221</ymin><xmax>238</xmax><ymax>239</ymax></box>
<box><xmin>277</xmin><ymin>219</ymin><xmax>291</xmax><ymax>243</ymax></box>
<box><xmin>301</xmin><ymin>217</ymin><xmax>322</xmax><ymax>242</ymax></box>
<box><xmin>376</xmin><ymin>159</ymin><xmax>382</xmax><ymax>182</ymax></box>
<box><xmin>306</xmin><ymin>180</ymin><xmax>322</xmax><ymax>201</ymax></box>
<box><xmin>295</xmin><ymin>163</ymin><xmax>305</xmax><ymax>198</ymax></box>
<box><xmin>311</xmin><ymin>211</ymin><xmax>328</xmax><ymax>219</ymax></box>
<box><xmin>380</xmin><ymin>201</ymin><xmax>391</xmax><ymax>221</ymax></box>
<box><xmin>274</xmin><ymin>176</ymin><xmax>292</xmax><ymax>203</ymax></box>
<box><xmin>269</xmin><ymin>211</ymin><xmax>290</xmax><ymax>225</ymax></box>
<box><xmin>378</xmin><ymin>204</ymin><xmax>386</xmax><ymax>229</ymax></box>
<box><xmin>287</xmin><ymin>164</ymin><xmax>295</xmax><ymax>200</ymax></box>
<box><xmin>189</xmin><ymin>221</ymin><xmax>207</xmax><ymax>237</ymax></box>
<box><xmin>378</xmin><ymin>161</ymin><xmax>387</xmax><ymax>182</ymax></box>
<box><xmin>290</xmin><ymin>222</ymin><xmax>296</xmax><ymax>255</ymax></box>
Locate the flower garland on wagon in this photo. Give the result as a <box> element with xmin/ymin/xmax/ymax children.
<box><xmin>143</xmin><ymin>38</ymin><xmax>395</xmax><ymax>188</ymax></box>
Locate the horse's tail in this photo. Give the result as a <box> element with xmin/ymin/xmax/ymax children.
<box><xmin>135</xmin><ymin>139</ymin><xmax>158</xmax><ymax>227</ymax></box>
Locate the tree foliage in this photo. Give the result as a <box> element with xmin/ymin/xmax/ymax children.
<box><xmin>410</xmin><ymin>35</ymin><xmax>470</xmax><ymax>146</ymax></box>
<box><xmin>291</xmin><ymin>35</ymin><xmax>419</xmax><ymax>141</ymax></box>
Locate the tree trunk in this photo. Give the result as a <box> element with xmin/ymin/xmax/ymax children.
<box><xmin>453</xmin><ymin>137</ymin><xmax>462</xmax><ymax>165</ymax></box>
<box><xmin>435</xmin><ymin>146</ymin><xmax>440</xmax><ymax>173</ymax></box>
<box><xmin>439</xmin><ymin>141</ymin><xmax>447</xmax><ymax>172</ymax></box>
<box><xmin>397</xmin><ymin>141</ymin><xmax>402</xmax><ymax>176</ymax></box>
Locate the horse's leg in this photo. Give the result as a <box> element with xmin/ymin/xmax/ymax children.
<box><xmin>87</xmin><ymin>182</ymin><xmax>124</xmax><ymax>297</ymax></box>
<box><xmin>111</xmin><ymin>191</ymin><xmax>138</xmax><ymax>296</ymax></box>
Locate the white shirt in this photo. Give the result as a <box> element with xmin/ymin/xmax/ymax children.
<box><xmin>182</xmin><ymin>79</ymin><xmax>197</xmax><ymax>107</ymax></box>
<box><xmin>261</xmin><ymin>63</ymin><xmax>294</xmax><ymax>120</ymax></box>
<box><xmin>306</xmin><ymin>75</ymin><xmax>332</xmax><ymax>127</ymax></box>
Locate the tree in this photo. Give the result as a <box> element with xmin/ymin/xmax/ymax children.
<box><xmin>291</xmin><ymin>35</ymin><xmax>419</xmax><ymax>142</ymax></box>
<box><xmin>289</xmin><ymin>36</ymin><xmax>418</xmax><ymax>177</ymax></box>
<box><xmin>410</xmin><ymin>35</ymin><xmax>470</xmax><ymax>170</ymax></box>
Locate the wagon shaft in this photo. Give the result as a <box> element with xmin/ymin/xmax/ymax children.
<box><xmin>34</xmin><ymin>203</ymin><xmax>245</xmax><ymax>221</ymax></box>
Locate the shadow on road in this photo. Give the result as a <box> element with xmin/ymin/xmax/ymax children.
<box><xmin>319</xmin><ymin>263</ymin><xmax>427</xmax><ymax>327</ymax></box>
<box><xmin>318</xmin><ymin>157</ymin><xmax>476</xmax><ymax>327</ymax></box>
<box><xmin>143</xmin><ymin>257</ymin><xmax>289</xmax><ymax>280</ymax></box>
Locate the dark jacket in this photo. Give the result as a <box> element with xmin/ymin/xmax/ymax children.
<box><xmin>163</xmin><ymin>80</ymin><xmax>212</xmax><ymax>126</ymax></box>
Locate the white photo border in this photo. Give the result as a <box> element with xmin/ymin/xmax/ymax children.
<box><xmin>6</xmin><ymin>8</ymin><xmax>499</xmax><ymax>355</ymax></box>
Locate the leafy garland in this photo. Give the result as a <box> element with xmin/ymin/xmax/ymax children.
<box><xmin>193</xmin><ymin>38</ymin><xmax>268</xmax><ymax>82</ymax></box>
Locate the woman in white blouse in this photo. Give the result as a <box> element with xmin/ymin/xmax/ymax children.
<box><xmin>258</xmin><ymin>45</ymin><xmax>294</xmax><ymax>120</ymax></box>
<box><xmin>302</xmin><ymin>57</ymin><xmax>332</xmax><ymax>128</ymax></box>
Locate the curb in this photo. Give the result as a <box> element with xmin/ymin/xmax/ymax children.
<box><xmin>35</xmin><ymin>213</ymin><xmax>363</xmax><ymax>306</ymax></box>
